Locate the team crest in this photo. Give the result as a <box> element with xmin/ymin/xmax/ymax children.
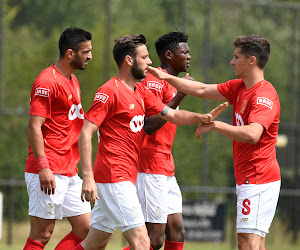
<box><xmin>129</xmin><ymin>104</ymin><xmax>135</xmax><ymax>110</ymax></box>
<box><xmin>240</xmin><ymin>100</ymin><xmax>247</xmax><ymax>114</ymax></box>
<box><xmin>68</xmin><ymin>94</ymin><xmax>72</xmax><ymax>101</ymax></box>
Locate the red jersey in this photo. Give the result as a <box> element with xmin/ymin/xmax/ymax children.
<box><xmin>85</xmin><ymin>76</ymin><xmax>165</xmax><ymax>184</ymax></box>
<box><xmin>139</xmin><ymin>68</ymin><xmax>178</xmax><ymax>176</ymax></box>
<box><xmin>217</xmin><ymin>79</ymin><xmax>281</xmax><ymax>185</ymax></box>
<box><xmin>25</xmin><ymin>65</ymin><xmax>84</xmax><ymax>177</ymax></box>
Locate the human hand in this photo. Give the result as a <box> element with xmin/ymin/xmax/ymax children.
<box><xmin>147</xmin><ymin>66</ymin><xmax>169</xmax><ymax>80</ymax></box>
<box><xmin>39</xmin><ymin>168</ymin><xmax>56</xmax><ymax>195</ymax></box>
<box><xmin>182</xmin><ymin>73</ymin><xmax>194</xmax><ymax>81</ymax></box>
<box><xmin>81</xmin><ymin>177</ymin><xmax>99</xmax><ymax>204</ymax></box>
<box><xmin>209</xmin><ymin>102</ymin><xmax>228</xmax><ymax>121</ymax></box>
<box><xmin>195</xmin><ymin>122</ymin><xmax>216</xmax><ymax>140</ymax></box>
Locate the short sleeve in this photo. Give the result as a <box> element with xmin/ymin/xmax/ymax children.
<box><xmin>217</xmin><ymin>79</ymin><xmax>241</xmax><ymax>105</ymax></box>
<box><xmin>85</xmin><ymin>84</ymin><xmax>115</xmax><ymax>127</ymax></box>
<box><xmin>143</xmin><ymin>86</ymin><xmax>165</xmax><ymax>117</ymax></box>
<box><xmin>248</xmin><ymin>92</ymin><xmax>279</xmax><ymax>130</ymax></box>
<box><xmin>29</xmin><ymin>77</ymin><xmax>55</xmax><ymax>118</ymax></box>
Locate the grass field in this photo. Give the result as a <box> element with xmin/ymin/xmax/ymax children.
<box><xmin>0</xmin><ymin>219</ymin><xmax>299</xmax><ymax>249</ymax></box>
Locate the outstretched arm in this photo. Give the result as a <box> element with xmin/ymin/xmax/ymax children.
<box><xmin>147</xmin><ymin>66</ymin><xmax>226</xmax><ymax>101</ymax></box>
<box><xmin>78</xmin><ymin>119</ymin><xmax>99</xmax><ymax>204</ymax></box>
<box><xmin>144</xmin><ymin>92</ymin><xmax>186</xmax><ymax>135</ymax></box>
<box><xmin>196</xmin><ymin>121</ymin><xmax>264</xmax><ymax>144</ymax></box>
<box><xmin>156</xmin><ymin>102</ymin><xmax>228</xmax><ymax>125</ymax></box>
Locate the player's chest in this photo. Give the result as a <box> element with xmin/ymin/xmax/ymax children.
<box><xmin>234</xmin><ymin>88</ymin><xmax>254</xmax><ymax>116</ymax></box>
<box><xmin>115</xmin><ymin>91</ymin><xmax>145</xmax><ymax>117</ymax></box>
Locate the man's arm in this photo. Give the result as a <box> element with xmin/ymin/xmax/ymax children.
<box><xmin>196</xmin><ymin>121</ymin><xmax>264</xmax><ymax>144</ymax></box>
<box><xmin>27</xmin><ymin>115</ymin><xmax>56</xmax><ymax>195</ymax></box>
<box><xmin>156</xmin><ymin>102</ymin><xmax>228</xmax><ymax>125</ymax></box>
<box><xmin>147</xmin><ymin>66</ymin><xmax>226</xmax><ymax>101</ymax></box>
<box><xmin>78</xmin><ymin>119</ymin><xmax>99</xmax><ymax>204</ymax></box>
<box><xmin>144</xmin><ymin>92</ymin><xmax>186</xmax><ymax>135</ymax></box>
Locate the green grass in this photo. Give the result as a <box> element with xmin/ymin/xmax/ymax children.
<box><xmin>0</xmin><ymin>218</ymin><xmax>299</xmax><ymax>249</ymax></box>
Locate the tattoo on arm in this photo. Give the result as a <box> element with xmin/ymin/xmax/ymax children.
<box><xmin>160</xmin><ymin>106</ymin><xmax>169</xmax><ymax>116</ymax></box>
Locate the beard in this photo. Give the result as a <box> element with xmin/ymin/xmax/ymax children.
<box><xmin>131</xmin><ymin>59</ymin><xmax>146</xmax><ymax>80</ymax></box>
<box><xmin>70</xmin><ymin>54</ymin><xmax>86</xmax><ymax>70</ymax></box>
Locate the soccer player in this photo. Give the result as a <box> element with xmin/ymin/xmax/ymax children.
<box><xmin>136</xmin><ymin>32</ymin><xmax>191</xmax><ymax>250</ymax></box>
<box><xmin>74</xmin><ymin>34</ymin><xmax>227</xmax><ymax>250</ymax></box>
<box><xmin>24</xmin><ymin>27</ymin><xmax>92</xmax><ymax>250</ymax></box>
<box><xmin>147</xmin><ymin>35</ymin><xmax>281</xmax><ymax>250</ymax></box>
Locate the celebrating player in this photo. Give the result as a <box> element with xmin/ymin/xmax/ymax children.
<box><xmin>24</xmin><ymin>27</ymin><xmax>92</xmax><ymax>250</ymax></box>
<box><xmin>147</xmin><ymin>35</ymin><xmax>281</xmax><ymax>250</ymax></box>
<box><xmin>74</xmin><ymin>34</ymin><xmax>227</xmax><ymax>250</ymax></box>
<box><xmin>136</xmin><ymin>31</ymin><xmax>191</xmax><ymax>250</ymax></box>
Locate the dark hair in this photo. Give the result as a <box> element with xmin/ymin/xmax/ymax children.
<box><xmin>233</xmin><ymin>35</ymin><xmax>270</xmax><ymax>69</ymax></box>
<box><xmin>155</xmin><ymin>32</ymin><xmax>188</xmax><ymax>57</ymax></box>
<box><xmin>59</xmin><ymin>27</ymin><xmax>92</xmax><ymax>57</ymax></box>
<box><xmin>113</xmin><ymin>34</ymin><xmax>147</xmax><ymax>67</ymax></box>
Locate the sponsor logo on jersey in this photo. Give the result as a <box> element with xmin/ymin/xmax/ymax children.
<box><xmin>130</xmin><ymin>114</ymin><xmax>145</xmax><ymax>132</ymax></box>
<box><xmin>94</xmin><ymin>92</ymin><xmax>109</xmax><ymax>103</ymax></box>
<box><xmin>147</xmin><ymin>81</ymin><xmax>163</xmax><ymax>92</ymax></box>
<box><xmin>35</xmin><ymin>87</ymin><xmax>50</xmax><ymax>98</ymax></box>
<box><xmin>257</xmin><ymin>97</ymin><xmax>273</xmax><ymax>109</ymax></box>
<box><xmin>129</xmin><ymin>104</ymin><xmax>135</xmax><ymax>110</ymax></box>
<box><xmin>235</xmin><ymin>112</ymin><xmax>244</xmax><ymax>126</ymax></box>
<box><xmin>68</xmin><ymin>103</ymin><xmax>84</xmax><ymax>120</ymax></box>
<box><xmin>68</xmin><ymin>94</ymin><xmax>72</xmax><ymax>101</ymax></box>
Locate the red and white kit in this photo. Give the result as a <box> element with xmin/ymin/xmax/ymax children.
<box><xmin>26</xmin><ymin>65</ymin><xmax>84</xmax><ymax>176</ymax></box>
<box><xmin>139</xmin><ymin>68</ymin><xmax>177</xmax><ymax>176</ymax></box>
<box><xmin>85</xmin><ymin>76</ymin><xmax>165</xmax><ymax>232</ymax></box>
<box><xmin>85</xmin><ymin>76</ymin><xmax>165</xmax><ymax>184</ymax></box>
<box><xmin>25</xmin><ymin>65</ymin><xmax>90</xmax><ymax>219</ymax></box>
<box><xmin>218</xmin><ymin>79</ymin><xmax>281</xmax><ymax>235</ymax></box>
<box><xmin>137</xmin><ymin>68</ymin><xmax>182</xmax><ymax>224</ymax></box>
<box><xmin>218</xmin><ymin>79</ymin><xmax>281</xmax><ymax>185</ymax></box>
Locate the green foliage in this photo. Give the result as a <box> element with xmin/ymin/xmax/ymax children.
<box><xmin>7</xmin><ymin>0</ymin><xmax>102</xmax><ymax>36</ymax></box>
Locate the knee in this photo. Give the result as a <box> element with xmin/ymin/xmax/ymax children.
<box><xmin>177</xmin><ymin>226</ymin><xmax>186</xmax><ymax>241</ymax></box>
<box><xmin>39</xmin><ymin>229</ymin><xmax>53</xmax><ymax>245</ymax></box>
<box><xmin>134</xmin><ymin>234</ymin><xmax>150</xmax><ymax>250</ymax></box>
<box><xmin>149</xmin><ymin>234</ymin><xmax>164</xmax><ymax>250</ymax></box>
<box><xmin>166</xmin><ymin>226</ymin><xmax>186</xmax><ymax>242</ymax></box>
<box><xmin>78</xmin><ymin>224</ymin><xmax>90</xmax><ymax>239</ymax></box>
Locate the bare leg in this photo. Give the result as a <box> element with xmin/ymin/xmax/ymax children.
<box><xmin>145</xmin><ymin>222</ymin><xmax>166</xmax><ymax>250</ymax></box>
<box><xmin>238</xmin><ymin>233</ymin><xmax>265</xmax><ymax>250</ymax></box>
<box><xmin>80</xmin><ymin>226</ymin><xmax>112</xmax><ymax>250</ymax></box>
<box><xmin>165</xmin><ymin>213</ymin><xmax>185</xmax><ymax>242</ymax></box>
<box><xmin>28</xmin><ymin>216</ymin><xmax>56</xmax><ymax>246</ymax></box>
<box><xmin>123</xmin><ymin>225</ymin><xmax>150</xmax><ymax>250</ymax></box>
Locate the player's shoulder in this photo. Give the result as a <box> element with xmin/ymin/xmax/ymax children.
<box><xmin>256</xmin><ymin>80</ymin><xmax>278</xmax><ymax>96</ymax></box>
<box><xmin>142</xmin><ymin>70</ymin><xmax>167</xmax><ymax>92</ymax></box>
<box><xmin>94</xmin><ymin>76</ymin><xmax>120</xmax><ymax>99</ymax></box>
<box><xmin>33</xmin><ymin>65</ymin><xmax>58</xmax><ymax>87</ymax></box>
<box><xmin>98</xmin><ymin>77</ymin><xmax>119</xmax><ymax>90</ymax></box>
